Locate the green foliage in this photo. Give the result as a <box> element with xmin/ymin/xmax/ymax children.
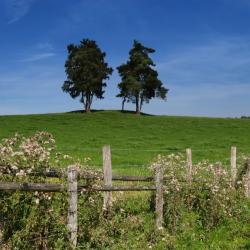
<box><xmin>2</xmin><ymin>192</ymin><xmax>70</xmax><ymax>250</ymax></box>
<box><xmin>0</xmin><ymin>132</ymin><xmax>71</xmax><ymax>249</ymax></box>
<box><xmin>148</xmin><ymin>154</ymin><xmax>250</xmax><ymax>249</ymax></box>
<box><xmin>0</xmin><ymin>133</ymin><xmax>249</xmax><ymax>249</ymax></box>
<box><xmin>62</xmin><ymin>39</ymin><xmax>113</xmax><ymax>112</ymax></box>
<box><xmin>150</xmin><ymin>154</ymin><xmax>246</xmax><ymax>229</ymax></box>
<box><xmin>0</xmin><ymin>132</ymin><xmax>99</xmax><ymax>249</ymax></box>
<box><xmin>117</xmin><ymin>41</ymin><xmax>168</xmax><ymax>114</ymax></box>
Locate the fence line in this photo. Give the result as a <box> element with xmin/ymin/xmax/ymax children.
<box><xmin>0</xmin><ymin>169</ymin><xmax>237</xmax><ymax>183</ymax></box>
<box><xmin>1</xmin><ymin>145</ymin><xmax>250</xmax><ymax>248</ymax></box>
<box><xmin>57</xmin><ymin>146</ymin><xmax>250</xmax><ymax>152</ymax></box>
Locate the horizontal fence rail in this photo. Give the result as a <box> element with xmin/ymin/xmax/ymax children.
<box><xmin>0</xmin><ymin>182</ymin><xmax>64</xmax><ymax>192</ymax></box>
<box><xmin>0</xmin><ymin>182</ymin><xmax>157</xmax><ymax>192</ymax></box>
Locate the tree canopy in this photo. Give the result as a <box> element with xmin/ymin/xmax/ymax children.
<box><xmin>62</xmin><ymin>39</ymin><xmax>113</xmax><ymax>113</ymax></box>
<box><xmin>117</xmin><ymin>40</ymin><xmax>168</xmax><ymax>114</ymax></box>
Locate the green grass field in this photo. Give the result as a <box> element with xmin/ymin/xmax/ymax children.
<box><xmin>1</xmin><ymin>110</ymin><xmax>250</xmax><ymax>175</ymax></box>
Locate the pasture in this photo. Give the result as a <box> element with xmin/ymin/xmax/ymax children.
<box><xmin>1</xmin><ymin>110</ymin><xmax>250</xmax><ymax>174</ymax></box>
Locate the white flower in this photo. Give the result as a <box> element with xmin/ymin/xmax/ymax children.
<box><xmin>16</xmin><ymin>170</ymin><xmax>26</xmax><ymax>176</ymax></box>
<box><xmin>11</xmin><ymin>165</ymin><xmax>18</xmax><ymax>171</ymax></box>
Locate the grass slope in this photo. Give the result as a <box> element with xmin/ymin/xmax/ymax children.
<box><xmin>1</xmin><ymin>110</ymin><xmax>250</xmax><ymax>174</ymax></box>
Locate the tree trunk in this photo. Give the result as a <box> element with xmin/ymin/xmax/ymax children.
<box><xmin>85</xmin><ymin>105</ymin><xmax>91</xmax><ymax>113</ymax></box>
<box><xmin>122</xmin><ymin>97</ymin><xmax>126</xmax><ymax>111</ymax></box>
<box><xmin>135</xmin><ymin>96</ymin><xmax>140</xmax><ymax>115</ymax></box>
<box><xmin>139</xmin><ymin>97</ymin><xmax>143</xmax><ymax>112</ymax></box>
<box><xmin>85</xmin><ymin>95</ymin><xmax>90</xmax><ymax>113</ymax></box>
<box><xmin>84</xmin><ymin>92</ymin><xmax>92</xmax><ymax>113</ymax></box>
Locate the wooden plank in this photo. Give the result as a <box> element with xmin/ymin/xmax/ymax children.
<box><xmin>0</xmin><ymin>224</ymin><xmax>3</xmax><ymax>247</ymax></box>
<box><xmin>245</xmin><ymin>159</ymin><xmax>250</xmax><ymax>198</ymax></box>
<box><xmin>0</xmin><ymin>182</ymin><xmax>214</xmax><ymax>192</ymax></box>
<box><xmin>0</xmin><ymin>182</ymin><xmax>156</xmax><ymax>192</ymax></box>
<box><xmin>67</xmin><ymin>165</ymin><xmax>78</xmax><ymax>248</ymax></box>
<box><xmin>82</xmin><ymin>175</ymin><xmax>154</xmax><ymax>182</ymax></box>
<box><xmin>186</xmin><ymin>148</ymin><xmax>192</xmax><ymax>183</ymax></box>
<box><xmin>112</xmin><ymin>175</ymin><xmax>153</xmax><ymax>181</ymax></box>
<box><xmin>0</xmin><ymin>182</ymin><xmax>63</xmax><ymax>192</ymax></box>
<box><xmin>231</xmin><ymin>146</ymin><xmax>237</xmax><ymax>186</ymax></box>
<box><xmin>103</xmin><ymin>145</ymin><xmax>112</xmax><ymax>213</ymax></box>
<box><xmin>79</xmin><ymin>185</ymin><xmax>156</xmax><ymax>191</ymax></box>
<box><xmin>155</xmin><ymin>164</ymin><xmax>164</xmax><ymax>230</ymax></box>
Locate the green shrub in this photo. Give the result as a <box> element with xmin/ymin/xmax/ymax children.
<box><xmin>0</xmin><ymin>133</ymin><xmax>249</xmax><ymax>249</ymax></box>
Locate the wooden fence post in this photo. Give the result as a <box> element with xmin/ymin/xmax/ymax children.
<box><xmin>67</xmin><ymin>165</ymin><xmax>78</xmax><ymax>248</ymax></box>
<box><xmin>155</xmin><ymin>164</ymin><xmax>164</xmax><ymax>230</ymax></box>
<box><xmin>0</xmin><ymin>225</ymin><xmax>3</xmax><ymax>247</ymax></box>
<box><xmin>103</xmin><ymin>145</ymin><xmax>112</xmax><ymax>214</ymax></box>
<box><xmin>231</xmin><ymin>146</ymin><xmax>237</xmax><ymax>186</ymax></box>
<box><xmin>245</xmin><ymin>160</ymin><xmax>250</xmax><ymax>198</ymax></box>
<box><xmin>186</xmin><ymin>148</ymin><xmax>192</xmax><ymax>183</ymax></box>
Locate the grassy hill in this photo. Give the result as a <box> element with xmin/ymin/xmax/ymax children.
<box><xmin>1</xmin><ymin>110</ymin><xmax>250</xmax><ymax>174</ymax></box>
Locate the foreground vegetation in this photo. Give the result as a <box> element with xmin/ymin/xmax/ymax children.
<box><xmin>0</xmin><ymin>131</ymin><xmax>249</xmax><ymax>249</ymax></box>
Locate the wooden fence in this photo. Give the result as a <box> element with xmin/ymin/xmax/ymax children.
<box><xmin>0</xmin><ymin>145</ymin><xmax>250</xmax><ymax>248</ymax></box>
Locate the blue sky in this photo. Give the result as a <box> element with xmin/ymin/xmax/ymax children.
<box><xmin>1</xmin><ymin>0</ymin><xmax>250</xmax><ymax>117</ymax></box>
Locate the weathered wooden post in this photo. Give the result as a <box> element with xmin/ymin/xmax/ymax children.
<box><xmin>103</xmin><ymin>145</ymin><xmax>112</xmax><ymax>214</ymax></box>
<box><xmin>67</xmin><ymin>165</ymin><xmax>78</xmax><ymax>248</ymax></box>
<box><xmin>155</xmin><ymin>164</ymin><xmax>164</xmax><ymax>230</ymax></box>
<box><xmin>0</xmin><ymin>225</ymin><xmax>3</xmax><ymax>247</ymax></box>
<box><xmin>245</xmin><ymin>159</ymin><xmax>250</xmax><ymax>198</ymax></box>
<box><xmin>186</xmin><ymin>148</ymin><xmax>192</xmax><ymax>183</ymax></box>
<box><xmin>230</xmin><ymin>146</ymin><xmax>237</xmax><ymax>186</ymax></box>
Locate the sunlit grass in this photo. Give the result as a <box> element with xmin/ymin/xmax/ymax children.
<box><xmin>1</xmin><ymin>110</ymin><xmax>250</xmax><ymax>175</ymax></box>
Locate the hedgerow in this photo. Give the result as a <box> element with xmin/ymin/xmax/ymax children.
<box><xmin>0</xmin><ymin>132</ymin><xmax>249</xmax><ymax>249</ymax></box>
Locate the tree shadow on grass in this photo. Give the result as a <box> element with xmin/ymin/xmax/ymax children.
<box><xmin>119</xmin><ymin>110</ymin><xmax>154</xmax><ymax>116</ymax></box>
<box><xmin>67</xmin><ymin>109</ymin><xmax>105</xmax><ymax>113</ymax></box>
<box><xmin>67</xmin><ymin>109</ymin><xmax>154</xmax><ymax>116</ymax></box>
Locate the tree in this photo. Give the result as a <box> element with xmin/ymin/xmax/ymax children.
<box><xmin>117</xmin><ymin>40</ymin><xmax>168</xmax><ymax>114</ymax></box>
<box><xmin>62</xmin><ymin>39</ymin><xmax>113</xmax><ymax>113</ymax></box>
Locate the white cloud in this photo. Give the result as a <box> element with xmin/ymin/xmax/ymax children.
<box><xmin>20</xmin><ymin>52</ymin><xmax>56</xmax><ymax>62</ymax></box>
<box><xmin>5</xmin><ymin>0</ymin><xmax>36</xmax><ymax>24</ymax></box>
<box><xmin>157</xmin><ymin>37</ymin><xmax>250</xmax><ymax>86</ymax></box>
<box><xmin>16</xmin><ymin>42</ymin><xmax>55</xmax><ymax>62</ymax></box>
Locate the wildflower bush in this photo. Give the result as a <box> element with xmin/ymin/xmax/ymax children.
<box><xmin>0</xmin><ymin>132</ymin><xmax>249</xmax><ymax>249</ymax></box>
<box><xmin>0</xmin><ymin>132</ymin><xmax>102</xmax><ymax>249</ymax></box>
<box><xmin>150</xmin><ymin>154</ymin><xmax>249</xmax><ymax>241</ymax></box>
